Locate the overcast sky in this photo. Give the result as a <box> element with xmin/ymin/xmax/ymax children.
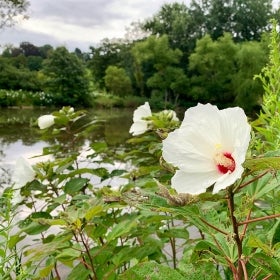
<box><xmin>0</xmin><ymin>0</ymin><xmax>191</xmax><ymax>52</ymax></box>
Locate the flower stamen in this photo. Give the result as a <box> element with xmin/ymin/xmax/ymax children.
<box><xmin>214</xmin><ymin>152</ymin><xmax>236</xmax><ymax>174</ymax></box>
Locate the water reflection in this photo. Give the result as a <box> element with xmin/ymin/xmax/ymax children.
<box><xmin>0</xmin><ymin>107</ymin><xmax>133</xmax><ymax>169</ymax></box>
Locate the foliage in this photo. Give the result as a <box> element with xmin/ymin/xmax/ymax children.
<box><xmin>233</xmin><ymin>40</ymin><xmax>268</xmax><ymax>112</ymax></box>
<box><xmin>42</xmin><ymin>47</ymin><xmax>92</xmax><ymax>107</ymax></box>
<box><xmin>143</xmin><ymin>2</ymin><xmax>195</xmax><ymax>59</ymax></box>
<box><xmin>104</xmin><ymin>66</ymin><xmax>133</xmax><ymax>96</ymax></box>
<box><xmin>143</xmin><ymin>0</ymin><xmax>276</xmax><ymax>58</ymax></box>
<box><xmin>252</xmin><ymin>20</ymin><xmax>280</xmax><ymax>152</ymax></box>
<box><xmin>2</xmin><ymin>6</ymin><xmax>280</xmax><ymax>280</ymax></box>
<box><xmin>189</xmin><ymin>33</ymin><xmax>238</xmax><ymax>104</ymax></box>
<box><xmin>0</xmin><ymin>57</ymin><xmax>42</xmax><ymax>91</ymax></box>
<box><xmin>2</xmin><ymin>46</ymin><xmax>280</xmax><ymax>279</ymax></box>
<box><xmin>2</xmin><ymin>96</ymin><xmax>279</xmax><ymax>279</ymax></box>
<box><xmin>0</xmin><ymin>0</ymin><xmax>276</xmax><ymax>111</ymax></box>
<box><xmin>131</xmin><ymin>35</ymin><xmax>187</xmax><ymax>107</ymax></box>
<box><xmin>188</xmin><ymin>0</ymin><xmax>274</xmax><ymax>42</ymax></box>
<box><xmin>88</xmin><ymin>39</ymin><xmax>133</xmax><ymax>89</ymax></box>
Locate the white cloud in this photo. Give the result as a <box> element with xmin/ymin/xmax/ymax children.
<box><xmin>0</xmin><ymin>0</ymin><xmax>191</xmax><ymax>51</ymax></box>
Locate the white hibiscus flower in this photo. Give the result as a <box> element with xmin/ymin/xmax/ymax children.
<box><xmin>38</xmin><ymin>114</ymin><xmax>55</xmax><ymax>129</ymax></box>
<box><xmin>129</xmin><ymin>102</ymin><xmax>152</xmax><ymax>136</ymax></box>
<box><xmin>162</xmin><ymin>103</ymin><xmax>251</xmax><ymax>195</ymax></box>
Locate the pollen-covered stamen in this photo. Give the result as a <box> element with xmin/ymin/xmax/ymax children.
<box><xmin>214</xmin><ymin>152</ymin><xmax>236</xmax><ymax>174</ymax></box>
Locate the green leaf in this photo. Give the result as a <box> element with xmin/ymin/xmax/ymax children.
<box><xmin>159</xmin><ymin>227</ymin><xmax>189</xmax><ymax>240</ymax></box>
<box><xmin>272</xmin><ymin>220</ymin><xmax>280</xmax><ymax>246</ymax></box>
<box><xmin>39</xmin><ymin>263</ymin><xmax>54</xmax><ymax>278</ymax></box>
<box><xmin>119</xmin><ymin>261</ymin><xmax>185</xmax><ymax>280</ymax></box>
<box><xmin>64</xmin><ymin>178</ymin><xmax>89</xmax><ymax>195</ymax></box>
<box><xmin>19</xmin><ymin>212</ymin><xmax>52</xmax><ymax>235</ymax></box>
<box><xmin>84</xmin><ymin>205</ymin><xmax>104</xmax><ymax>221</ymax></box>
<box><xmin>8</xmin><ymin>234</ymin><xmax>26</xmax><ymax>249</ymax></box>
<box><xmin>91</xmin><ymin>142</ymin><xmax>108</xmax><ymax>153</ymax></box>
<box><xmin>107</xmin><ymin>219</ymin><xmax>138</xmax><ymax>242</ymax></box>
<box><xmin>249</xmin><ymin>252</ymin><xmax>280</xmax><ymax>276</ymax></box>
<box><xmin>56</xmin><ymin>247</ymin><xmax>81</xmax><ymax>262</ymax></box>
<box><xmin>247</xmin><ymin>235</ymin><xmax>272</xmax><ymax>255</ymax></box>
<box><xmin>244</xmin><ymin>157</ymin><xmax>280</xmax><ymax>172</ymax></box>
<box><xmin>246</xmin><ymin>173</ymin><xmax>277</xmax><ymax>199</ymax></box>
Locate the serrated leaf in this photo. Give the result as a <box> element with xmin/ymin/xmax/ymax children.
<box><xmin>249</xmin><ymin>252</ymin><xmax>280</xmax><ymax>276</ymax></box>
<box><xmin>246</xmin><ymin>173</ymin><xmax>277</xmax><ymax>199</ymax></box>
<box><xmin>244</xmin><ymin>157</ymin><xmax>280</xmax><ymax>172</ymax></box>
<box><xmin>247</xmin><ymin>235</ymin><xmax>272</xmax><ymax>255</ymax></box>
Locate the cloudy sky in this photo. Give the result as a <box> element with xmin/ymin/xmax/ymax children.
<box><xmin>0</xmin><ymin>0</ymin><xmax>191</xmax><ymax>52</ymax></box>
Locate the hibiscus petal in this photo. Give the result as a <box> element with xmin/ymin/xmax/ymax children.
<box><xmin>181</xmin><ymin>103</ymin><xmax>222</xmax><ymax>143</ymax></box>
<box><xmin>171</xmin><ymin>170</ymin><xmax>220</xmax><ymax>195</ymax></box>
<box><xmin>219</xmin><ymin>107</ymin><xmax>251</xmax><ymax>153</ymax></box>
<box><xmin>129</xmin><ymin>121</ymin><xmax>148</xmax><ymax>136</ymax></box>
<box><xmin>133</xmin><ymin>102</ymin><xmax>152</xmax><ymax>122</ymax></box>
<box><xmin>162</xmin><ymin>133</ymin><xmax>216</xmax><ymax>172</ymax></box>
<box><xmin>213</xmin><ymin>165</ymin><xmax>244</xmax><ymax>193</ymax></box>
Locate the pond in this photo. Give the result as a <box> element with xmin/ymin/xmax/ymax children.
<box><xmin>0</xmin><ymin>107</ymin><xmax>134</xmax><ymax>183</ymax></box>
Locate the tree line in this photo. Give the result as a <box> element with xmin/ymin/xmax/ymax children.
<box><xmin>1</xmin><ymin>0</ymin><xmax>279</xmax><ymax>113</ymax></box>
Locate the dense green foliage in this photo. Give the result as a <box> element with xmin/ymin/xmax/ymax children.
<box><xmin>2</xmin><ymin>36</ymin><xmax>280</xmax><ymax>276</ymax></box>
<box><xmin>0</xmin><ymin>0</ymin><xmax>279</xmax><ymax>112</ymax></box>
<box><xmin>42</xmin><ymin>47</ymin><xmax>91</xmax><ymax>107</ymax></box>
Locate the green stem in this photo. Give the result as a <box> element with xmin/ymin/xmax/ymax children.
<box><xmin>227</xmin><ymin>187</ymin><xmax>244</xmax><ymax>280</ymax></box>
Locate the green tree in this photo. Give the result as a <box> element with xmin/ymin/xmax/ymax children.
<box><xmin>0</xmin><ymin>0</ymin><xmax>29</xmax><ymax>28</ymax></box>
<box><xmin>0</xmin><ymin>57</ymin><xmax>40</xmax><ymax>91</ymax></box>
<box><xmin>104</xmin><ymin>65</ymin><xmax>132</xmax><ymax>96</ymax></box>
<box><xmin>233</xmin><ymin>41</ymin><xmax>268</xmax><ymax>112</ymax></box>
<box><xmin>132</xmin><ymin>35</ymin><xmax>187</xmax><ymax>107</ymax></box>
<box><xmin>42</xmin><ymin>46</ymin><xmax>91</xmax><ymax>107</ymax></box>
<box><xmin>88</xmin><ymin>38</ymin><xmax>132</xmax><ymax>89</ymax></box>
<box><xmin>189</xmin><ymin>33</ymin><xmax>238</xmax><ymax>104</ymax></box>
<box><xmin>143</xmin><ymin>3</ymin><xmax>195</xmax><ymax>55</ymax></box>
<box><xmin>189</xmin><ymin>0</ymin><xmax>275</xmax><ymax>42</ymax></box>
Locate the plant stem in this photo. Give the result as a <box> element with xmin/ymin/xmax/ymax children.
<box><xmin>200</xmin><ymin>217</ymin><xmax>228</xmax><ymax>235</ymax></box>
<box><xmin>234</xmin><ymin>170</ymin><xmax>269</xmax><ymax>192</ymax></box>
<box><xmin>80</xmin><ymin>232</ymin><xmax>97</xmax><ymax>280</ymax></box>
<box><xmin>238</xmin><ymin>213</ymin><xmax>280</xmax><ymax>226</ymax></box>
<box><xmin>240</xmin><ymin>208</ymin><xmax>252</xmax><ymax>242</ymax></box>
<box><xmin>227</xmin><ymin>187</ymin><xmax>244</xmax><ymax>280</ymax></box>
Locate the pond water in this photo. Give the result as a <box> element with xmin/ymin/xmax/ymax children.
<box><xmin>0</xmin><ymin>107</ymin><xmax>133</xmax><ymax>182</ymax></box>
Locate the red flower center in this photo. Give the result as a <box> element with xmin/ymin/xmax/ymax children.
<box><xmin>214</xmin><ymin>152</ymin><xmax>236</xmax><ymax>174</ymax></box>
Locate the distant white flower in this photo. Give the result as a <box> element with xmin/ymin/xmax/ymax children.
<box><xmin>13</xmin><ymin>157</ymin><xmax>36</xmax><ymax>188</ymax></box>
<box><xmin>161</xmin><ymin>110</ymin><xmax>179</xmax><ymax>121</ymax></box>
<box><xmin>38</xmin><ymin>114</ymin><xmax>55</xmax><ymax>129</ymax></box>
<box><xmin>129</xmin><ymin>102</ymin><xmax>152</xmax><ymax>136</ymax></box>
<box><xmin>162</xmin><ymin>103</ymin><xmax>251</xmax><ymax>195</ymax></box>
